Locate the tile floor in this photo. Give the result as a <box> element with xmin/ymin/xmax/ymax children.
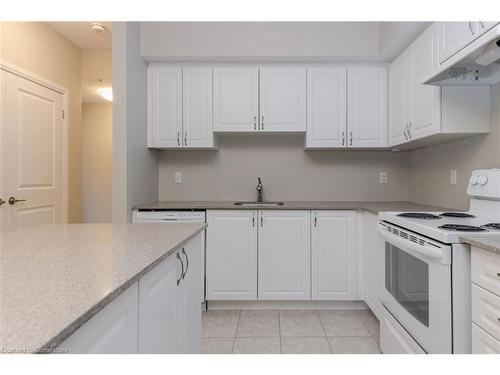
<box><xmin>202</xmin><ymin>309</ymin><xmax>381</xmax><ymax>354</ymax></box>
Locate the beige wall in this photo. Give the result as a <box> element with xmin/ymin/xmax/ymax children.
<box><xmin>81</xmin><ymin>103</ymin><xmax>112</xmax><ymax>222</ymax></box>
<box><xmin>1</xmin><ymin>22</ymin><xmax>82</xmax><ymax>222</ymax></box>
<box><xmin>408</xmin><ymin>83</ymin><xmax>500</xmax><ymax>210</ymax></box>
<box><xmin>158</xmin><ymin>135</ymin><xmax>409</xmax><ymax>201</ymax></box>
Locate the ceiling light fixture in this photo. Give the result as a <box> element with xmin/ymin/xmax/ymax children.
<box><xmin>91</xmin><ymin>23</ymin><xmax>107</xmax><ymax>35</ymax></box>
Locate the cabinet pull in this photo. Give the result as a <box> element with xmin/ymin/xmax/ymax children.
<box><xmin>404</xmin><ymin>125</ymin><xmax>409</xmax><ymax>140</ymax></box>
<box><xmin>254</xmin><ymin>116</ymin><xmax>257</xmax><ymax>130</ymax></box>
<box><xmin>184</xmin><ymin>132</ymin><xmax>187</xmax><ymax>146</ymax></box>
<box><xmin>260</xmin><ymin>216</ymin><xmax>263</xmax><ymax>227</ymax></box>
<box><xmin>177</xmin><ymin>252</ymin><xmax>184</xmax><ymax>285</ymax></box>
<box><xmin>479</xmin><ymin>21</ymin><xmax>485</xmax><ymax>29</ymax></box>
<box><xmin>497</xmin><ymin>273</ymin><xmax>500</xmax><ymax>277</ymax></box>
<box><xmin>342</xmin><ymin>132</ymin><xmax>345</xmax><ymax>146</ymax></box>
<box><xmin>181</xmin><ymin>247</ymin><xmax>189</xmax><ymax>279</ymax></box>
<box><xmin>314</xmin><ymin>216</ymin><xmax>317</xmax><ymax>227</ymax></box>
<box><xmin>177</xmin><ymin>132</ymin><xmax>180</xmax><ymax>146</ymax></box>
<box><xmin>408</xmin><ymin>122</ymin><xmax>412</xmax><ymax>139</ymax></box>
<box><xmin>469</xmin><ymin>21</ymin><xmax>475</xmax><ymax>35</ymax></box>
<box><xmin>252</xmin><ymin>216</ymin><xmax>255</xmax><ymax>227</ymax></box>
<box><xmin>350</xmin><ymin>132</ymin><xmax>353</xmax><ymax>146</ymax></box>
<box><xmin>261</xmin><ymin>116</ymin><xmax>264</xmax><ymax>130</ymax></box>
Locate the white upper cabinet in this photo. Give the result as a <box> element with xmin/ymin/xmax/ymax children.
<box><xmin>206</xmin><ymin>210</ymin><xmax>258</xmax><ymax>300</ymax></box>
<box><xmin>147</xmin><ymin>65</ymin><xmax>182</xmax><ymax>148</ymax></box>
<box><xmin>213</xmin><ymin>67</ymin><xmax>259</xmax><ymax>132</ymax></box>
<box><xmin>438</xmin><ymin>22</ymin><xmax>479</xmax><ymax>63</ymax></box>
<box><xmin>347</xmin><ymin>67</ymin><xmax>388</xmax><ymax>148</ymax></box>
<box><xmin>306</xmin><ymin>67</ymin><xmax>347</xmax><ymax>148</ymax></box>
<box><xmin>148</xmin><ymin>65</ymin><xmax>214</xmax><ymax>149</ymax></box>
<box><xmin>311</xmin><ymin>211</ymin><xmax>356</xmax><ymax>300</ymax></box>
<box><xmin>258</xmin><ymin>210</ymin><xmax>311</xmax><ymax>300</ymax></box>
<box><xmin>182</xmin><ymin>67</ymin><xmax>214</xmax><ymax>148</ymax></box>
<box><xmin>389</xmin><ymin>53</ymin><xmax>408</xmax><ymax>146</ymax></box>
<box><xmin>259</xmin><ymin>67</ymin><xmax>306</xmax><ymax>132</ymax></box>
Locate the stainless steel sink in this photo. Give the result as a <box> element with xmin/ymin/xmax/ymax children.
<box><xmin>233</xmin><ymin>201</ymin><xmax>284</xmax><ymax>207</ymax></box>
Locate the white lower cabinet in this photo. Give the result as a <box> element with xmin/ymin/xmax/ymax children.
<box><xmin>60</xmin><ymin>283</ymin><xmax>139</xmax><ymax>354</ymax></box>
<box><xmin>206</xmin><ymin>210</ymin><xmax>258</xmax><ymax>300</ymax></box>
<box><xmin>59</xmin><ymin>234</ymin><xmax>203</xmax><ymax>354</ymax></box>
<box><xmin>311</xmin><ymin>210</ymin><xmax>356</xmax><ymax>300</ymax></box>
<box><xmin>362</xmin><ymin>212</ymin><xmax>383</xmax><ymax>318</ymax></box>
<box><xmin>258</xmin><ymin>210</ymin><xmax>311</xmax><ymax>300</ymax></box>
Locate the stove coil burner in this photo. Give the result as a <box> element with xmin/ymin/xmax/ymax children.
<box><xmin>440</xmin><ymin>212</ymin><xmax>476</xmax><ymax>218</ymax></box>
<box><xmin>483</xmin><ymin>223</ymin><xmax>500</xmax><ymax>230</ymax></box>
<box><xmin>439</xmin><ymin>224</ymin><xmax>487</xmax><ymax>232</ymax></box>
<box><xmin>397</xmin><ymin>213</ymin><xmax>442</xmax><ymax>220</ymax></box>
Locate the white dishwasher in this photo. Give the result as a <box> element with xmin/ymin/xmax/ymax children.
<box><xmin>133</xmin><ymin>209</ymin><xmax>207</xmax><ymax>306</ymax></box>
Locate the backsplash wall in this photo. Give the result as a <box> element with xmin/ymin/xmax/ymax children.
<box><xmin>407</xmin><ymin>83</ymin><xmax>500</xmax><ymax>210</ymax></box>
<box><xmin>158</xmin><ymin>134</ymin><xmax>409</xmax><ymax>202</ymax></box>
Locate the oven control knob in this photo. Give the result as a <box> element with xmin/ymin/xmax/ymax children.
<box><xmin>478</xmin><ymin>175</ymin><xmax>489</xmax><ymax>186</ymax></box>
<box><xmin>470</xmin><ymin>176</ymin><xmax>479</xmax><ymax>185</ymax></box>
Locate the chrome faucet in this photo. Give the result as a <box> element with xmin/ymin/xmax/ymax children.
<box><xmin>256</xmin><ymin>177</ymin><xmax>264</xmax><ymax>202</ymax></box>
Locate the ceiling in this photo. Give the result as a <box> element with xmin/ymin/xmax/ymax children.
<box><xmin>46</xmin><ymin>22</ymin><xmax>112</xmax><ymax>48</ymax></box>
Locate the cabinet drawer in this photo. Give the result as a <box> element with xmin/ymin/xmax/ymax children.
<box><xmin>472</xmin><ymin>247</ymin><xmax>500</xmax><ymax>297</ymax></box>
<box><xmin>472</xmin><ymin>323</ymin><xmax>500</xmax><ymax>354</ymax></box>
<box><xmin>471</xmin><ymin>284</ymin><xmax>500</xmax><ymax>341</ymax></box>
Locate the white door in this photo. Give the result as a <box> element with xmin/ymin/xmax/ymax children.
<box><xmin>147</xmin><ymin>65</ymin><xmax>182</xmax><ymax>148</ymax></box>
<box><xmin>389</xmin><ymin>54</ymin><xmax>407</xmax><ymax>147</ymax></box>
<box><xmin>347</xmin><ymin>67</ymin><xmax>388</xmax><ymax>148</ymax></box>
<box><xmin>311</xmin><ymin>211</ymin><xmax>356</xmax><ymax>300</ymax></box>
<box><xmin>60</xmin><ymin>283</ymin><xmax>139</xmax><ymax>354</ymax></box>
<box><xmin>213</xmin><ymin>67</ymin><xmax>259</xmax><ymax>132</ymax></box>
<box><xmin>438</xmin><ymin>22</ymin><xmax>478</xmax><ymax>63</ymax></box>
<box><xmin>306</xmin><ymin>67</ymin><xmax>347</xmax><ymax>148</ymax></box>
<box><xmin>206</xmin><ymin>210</ymin><xmax>258</xmax><ymax>300</ymax></box>
<box><xmin>411</xmin><ymin>25</ymin><xmax>441</xmax><ymax>141</ymax></box>
<box><xmin>258</xmin><ymin>210</ymin><xmax>310</xmax><ymax>300</ymax></box>
<box><xmin>1</xmin><ymin>70</ymin><xmax>64</xmax><ymax>233</ymax></box>
<box><xmin>138</xmin><ymin>253</ymin><xmax>178</xmax><ymax>354</ymax></box>
<box><xmin>259</xmin><ymin>67</ymin><xmax>306</xmax><ymax>132</ymax></box>
<box><xmin>182</xmin><ymin>67</ymin><xmax>214</xmax><ymax>148</ymax></box>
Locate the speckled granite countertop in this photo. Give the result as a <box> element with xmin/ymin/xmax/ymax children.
<box><xmin>135</xmin><ymin>200</ymin><xmax>453</xmax><ymax>215</ymax></box>
<box><xmin>460</xmin><ymin>235</ymin><xmax>500</xmax><ymax>254</ymax></box>
<box><xmin>0</xmin><ymin>223</ymin><xmax>206</xmax><ymax>353</ymax></box>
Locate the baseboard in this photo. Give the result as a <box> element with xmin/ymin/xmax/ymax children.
<box><xmin>206</xmin><ymin>300</ymin><xmax>368</xmax><ymax>310</ymax></box>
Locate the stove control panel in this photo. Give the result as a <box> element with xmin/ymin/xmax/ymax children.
<box><xmin>467</xmin><ymin>169</ymin><xmax>500</xmax><ymax>199</ymax></box>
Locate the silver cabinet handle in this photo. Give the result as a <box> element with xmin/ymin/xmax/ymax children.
<box><xmin>479</xmin><ymin>21</ymin><xmax>485</xmax><ymax>29</ymax></box>
<box><xmin>177</xmin><ymin>252</ymin><xmax>184</xmax><ymax>285</ymax></box>
<box><xmin>254</xmin><ymin>116</ymin><xmax>257</xmax><ymax>130</ymax></box>
<box><xmin>314</xmin><ymin>216</ymin><xmax>317</xmax><ymax>227</ymax></box>
<box><xmin>408</xmin><ymin>122</ymin><xmax>412</xmax><ymax>139</ymax></box>
<box><xmin>342</xmin><ymin>132</ymin><xmax>345</xmax><ymax>146</ymax></box>
<box><xmin>350</xmin><ymin>132</ymin><xmax>353</xmax><ymax>146</ymax></box>
<box><xmin>184</xmin><ymin>132</ymin><xmax>187</xmax><ymax>146</ymax></box>
<box><xmin>469</xmin><ymin>21</ymin><xmax>475</xmax><ymax>35</ymax></box>
<box><xmin>177</xmin><ymin>132</ymin><xmax>180</xmax><ymax>146</ymax></box>
<box><xmin>404</xmin><ymin>125</ymin><xmax>408</xmax><ymax>140</ymax></box>
<box><xmin>252</xmin><ymin>216</ymin><xmax>255</xmax><ymax>227</ymax></box>
<box><xmin>260</xmin><ymin>216</ymin><xmax>263</xmax><ymax>227</ymax></box>
<box><xmin>497</xmin><ymin>273</ymin><xmax>500</xmax><ymax>277</ymax></box>
<box><xmin>181</xmin><ymin>247</ymin><xmax>189</xmax><ymax>279</ymax></box>
<box><xmin>261</xmin><ymin>116</ymin><xmax>264</xmax><ymax>130</ymax></box>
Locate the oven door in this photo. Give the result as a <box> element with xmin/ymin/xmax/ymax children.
<box><xmin>378</xmin><ymin>222</ymin><xmax>452</xmax><ymax>354</ymax></box>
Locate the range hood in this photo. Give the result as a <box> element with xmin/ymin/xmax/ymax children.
<box><xmin>425</xmin><ymin>24</ymin><xmax>500</xmax><ymax>86</ymax></box>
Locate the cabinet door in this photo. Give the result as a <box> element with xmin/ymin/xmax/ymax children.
<box><xmin>389</xmin><ymin>53</ymin><xmax>408</xmax><ymax>147</ymax></box>
<box><xmin>177</xmin><ymin>234</ymin><xmax>202</xmax><ymax>353</ymax></box>
<box><xmin>411</xmin><ymin>24</ymin><xmax>441</xmax><ymax>141</ymax></box>
<box><xmin>147</xmin><ymin>65</ymin><xmax>182</xmax><ymax>148</ymax></box>
<box><xmin>60</xmin><ymin>283</ymin><xmax>138</xmax><ymax>354</ymax></box>
<box><xmin>213</xmin><ymin>67</ymin><xmax>259</xmax><ymax>132</ymax></box>
<box><xmin>260</xmin><ymin>67</ymin><xmax>306</xmax><ymax>132</ymax></box>
<box><xmin>362</xmin><ymin>212</ymin><xmax>383</xmax><ymax>318</ymax></box>
<box><xmin>258</xmin><ymin>210</ymin><xmax>310</xmax><ymax>300</ymax></box>
<box><xmin>138</xmin><ymin>254</ymin><xmax>178</xmax><ymax>353</ymax></box>
<box><xmin>183</xmin><ymin>68</ymin><xmax>214</xmax><ymax>148</ymax></box>
<box><xmin>311</xmin><ymin>211</ymin><xmax>356</xmax><ymax>300</ymax></box>
<box><xmin>306</xmin><ymin>67</ymin><xmax>347</xmax><ymax>148</ymax></box>
<box><xmin>438</xmin><ymin>22</ymin><xmax>478</xmax><ymax>63</ymax></box>
<box><xmin>206</xmin><ymin>210</ymin><xmax>258</xmax><ymax>300</ymax></box>
<box><xmin>347</xmin><ymin>67</ymin><xmax>388</xmax><ymax>148</ymax></box>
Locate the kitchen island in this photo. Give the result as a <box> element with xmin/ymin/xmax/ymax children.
<box><xmin>0</xmin><ymin>222</ymin><xmax>206</xmax><ymax>353</ymax></box>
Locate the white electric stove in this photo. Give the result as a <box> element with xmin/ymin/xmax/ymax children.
<box><xmin>378</xmin><ymin>169</ymin><xmax>500</xmax><ymax>354</ymax></box>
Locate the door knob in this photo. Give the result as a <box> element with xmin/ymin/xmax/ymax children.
<box><xmin>0</xmin><ymin>198</ymin><xmax>5</xmax><ymax>206</ymax></box>
<box><xmin>8</xmin><ymin>197</ymin><xmax>27</xmax><ymax>205</ymax></box>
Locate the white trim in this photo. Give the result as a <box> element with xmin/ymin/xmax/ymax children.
<box><xmin>206</xmin><ymin>300</ymin><xmax>368</xmax><ymax>311</ymax></box>
<box><xmin>0</xmin><ymin>61</ymin><xmax>70</xmax><ymax>223</ymax></box>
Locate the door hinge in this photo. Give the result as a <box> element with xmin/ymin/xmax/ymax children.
<box><xmin>62</xmin><ymin>110</ymin><xmax>65</xmax><ymax>119</ymax></box>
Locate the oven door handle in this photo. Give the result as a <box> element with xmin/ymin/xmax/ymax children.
<box><xmin>378</xmin><ymin>225</ymin><xmax>447</xmax><ymax>262</ymax></box>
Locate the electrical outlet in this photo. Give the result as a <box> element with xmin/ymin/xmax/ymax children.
<box><xmin>450</xmin><ymin>169</ymin><xmax>457</xmax><ymax>185</ymax></box>
<box><xmin>175</xmin><ymin>171</ymin><xmax>182</xmax><ymax>184</ymax></box>
<box><xmin>379</xmin><ymin>172</ymin><xmax>388</xmax><ymax>184</ymax></box>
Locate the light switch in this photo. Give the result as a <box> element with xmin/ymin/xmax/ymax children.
<box><xmin>379</xmin><ymin>172</ymin><xmax>388</xmax><ymax>184</ymax></box>
<box><xmin>450</xmin><ymin>169</ymin><xmax>457</xmax><ymax>185</ymax></box>
<box><xmin>175</xmin><ymin>171</ymin><xmax>182</xmax><ymax>184</ymax></box>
